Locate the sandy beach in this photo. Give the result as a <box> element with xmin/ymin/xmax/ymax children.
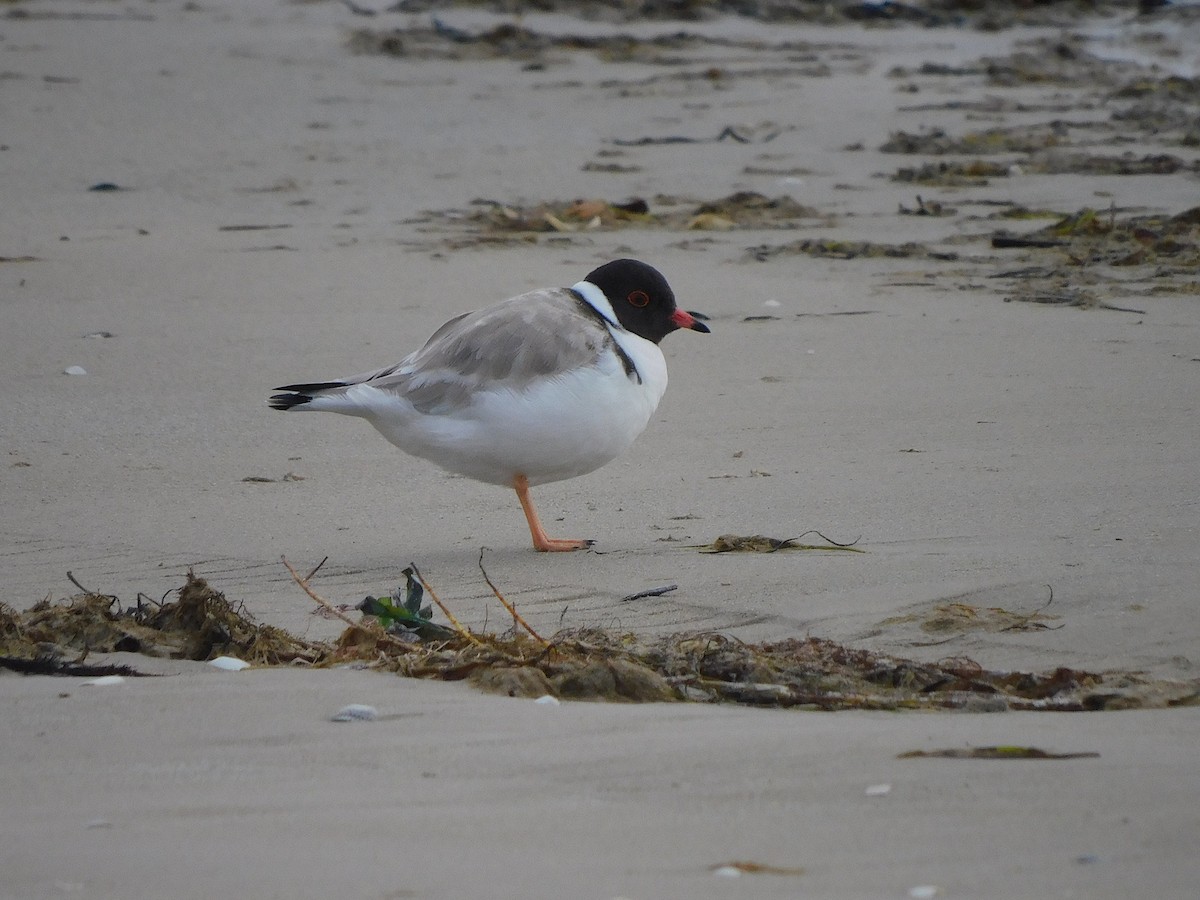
<box><xmin>3</xmin><ymin>1</ymin><xmax>1199</xmax><ymax>897</ymax></box>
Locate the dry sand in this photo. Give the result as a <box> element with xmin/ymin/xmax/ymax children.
<box><xmin>2</xmin><ymin>1</ymin><xmax>1199</xmax><ymax>898</ymax></box>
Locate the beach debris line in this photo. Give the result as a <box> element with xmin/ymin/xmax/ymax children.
<box><xmin>898</xmin><ymin>195</ymin><xmax>954</xmax><ymax>217</ymax></box>
<box><xmin>347</xmin><ymin>19</ymin><xmax>834</xmax><ymax>66</ymax></box>
<box><xmin>695</xmin><ymin>532</ymin><xmax>862</xmax><ymax>553</ymax></box>
<box><xmin>710</xmin><ymin>860</ymin><xmax>806</xmax><ymax>877</ymax></box>
<box><xmin>899</xmin><ymin>746</ymin><xmax>1100</xmax><ymax>760</ymax></box>
<box><xmin>612</xmin><ymin>123</ymin><xmax>783</xmax><ymax>145</ymax></box>
<box><xmin>282</xmin><ymin>561</ymin><xmax>1198</xmax><ymax>710</ymax></box>
<box><xmin>6</xmin><ymin>568</ymin><xmax>1197</xmax><ymax>711</ymax></box>
<box><xmin>241</xmin><ymin>471</ymin><xmax>305</xmax><ymax>483</ymax></box>
<box><xmin>994</xmin><ymin>204</ymin><xmax>1200</xmax><ymax>271</ymax></box>
<box><xmin>0</xmin><ymin>570</ymin><xmax>325</xmax><ymax>674</ymax></box>
<box><xmin>417</xmin><ymin>191</ymin><xmax>825</xmax><ymax>242</ymax></box>
<box><xmin>881</xmin><ymin>589</ymin><xmax>1064</xmax><ymax>642</ymax></box>
<box><xmin>746</xmin><ymin>238</ymin><xmax>959</xmax><ymax>262</ymax></box>
<box><xmin>987</xmin><ymin>203</ymin><xmax>1200</xmax><ymax>312</ymax></box>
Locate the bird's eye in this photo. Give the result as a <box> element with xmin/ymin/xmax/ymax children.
<box><xmin>628</xmin><ymin>290</ymin><xmax>650</xmax><ymax>308</ymax></box>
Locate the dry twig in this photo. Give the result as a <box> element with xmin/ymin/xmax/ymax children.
<box><xmin>406</xmin><ymin>562</ymin><xmax>491</xmax><ymax>651</ymax></box>
<box><xmin>478</xmin><ymin>550</ymin><xmax>548</xmax><ymax>646</ymax></box>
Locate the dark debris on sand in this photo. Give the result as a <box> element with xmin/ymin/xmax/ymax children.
<box><xmin>384</xmin><ymin>1</ymin><xmax>1159</xmax><ymax>29</ymax></box>
<box><xmin>0</xmin><ymin>572</ymin><xmax>326</xmax><ymax>671</ymax></box>
<box><xmin>5</xmin><ymin>572</ymin><xmax>1197</xmax><ymax>711</ymax></box>
<box><xmin>414</xmin><ymin>191</ymin><xmax>826</xmax><ymax>246</ymax></box>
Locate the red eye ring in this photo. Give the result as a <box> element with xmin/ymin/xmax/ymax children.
<box><xmin>628</xmin><ymin>290</ymin><xmax>650</xmax><ymax>308</ymax></box>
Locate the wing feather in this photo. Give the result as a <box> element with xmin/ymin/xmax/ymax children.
<box><xmin>359</xmin><ymin>288</ymin><xmax>611</xmax><ymax>414</ymax></box>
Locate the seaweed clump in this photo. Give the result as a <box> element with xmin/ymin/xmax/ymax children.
<box><xmin>413</xmin><ymin>192</ymin><xmax>826</xmax><ymax>249</ymax></box>
<box><xmin>359</xmin><ymin>626</ymin><xmax>1198</xmax><ymax>712</ymax></box>
<box><xmin>7</xmin><ymin>567</ymin><xmax>1197</xmax><ymax>712</ymax></box>
<box><xmin>0</xmin><ymin>571</ymin><xmax>325</xmax><ymax>670</ymax></box>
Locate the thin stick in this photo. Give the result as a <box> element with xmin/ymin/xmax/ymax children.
<box><xmin>621</xmin><ymin>583</ymin><xmax>678</xmax><ymax>602</ymax></box>
<box><xmin>66</xmin><ymin>571</ymin><xmax>91</xmax><ymax>594</ymax></box>
<box><xmin>304</xmin><ymin>556</ymin><xmax>329</xmax><ymax>582</ymax></box>
<box><xmin>407</xmin><ymin>562</ymin><xmax>489</xmax><ymax>650</ymax></box>
<box><xmin>478</xmin><ymin>549</ymin><xmax>548</xmax><ymax>646</ymax></box>
<box><xmin>281</xmin><ymin>556</ymin><xmax>360</xmax><ymax>630</ymax></box>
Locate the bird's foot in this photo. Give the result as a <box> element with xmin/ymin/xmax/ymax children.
<box><xmin>532</xmin><ymin>536</ymin><xmax>595</xmax><ymax>553</ymax></box>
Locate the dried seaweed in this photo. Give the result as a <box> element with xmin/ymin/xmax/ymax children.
<box><xmin>898</xmin><ymin>746</ymin><xmax>1100</xmax><ymax>760</ymax></box>
<box><xmin>285</xmin><ymin>568</ymin><xmax>1197</xmax><ymax>711</ymax></box>
<box><xmin>896</xmin><ymin>598</ymin><xmax>1063</xmax><ymax>636</ymax></box>
<box><xmin>347</xmin><ymin>21</ymin><xmax>807</xmax><ymax>66</ymax></box>
<box><xmin>1</xmin><ymin>571</ymin><xmax>325</xmax><ymax>668</ymax></box>
<box><xmin>881</xmin><ymin>124</ymin><xmax>1068</xmax><ymax>155</ymax></box>
<box><xmin>418</xmin><ymin>191</ymin><xmax>823</xmax><ymax>241</ymax></box>
<box><xmin>9</xmin><ymin>569</ymin><xmax>1197</xmax><ymax>711</ymax></box>
<box><xmin>995</xmin><ymin>205</ymin><xmax>1200</xmax><ymax>272</ymax></box>
<box><xmin>381</xmin><ymin>1</ymin><xmax>1140</xmax><ymax>29</ymax></box>
<box><xmin>891</xmin><ymin>159</ymin><xmax>1010</xmax><ymax>186</ymax></box>
<box><xmin>747</xmin><ymin>239</ymin><xmax>958</xmax><ymax>262</ymax></box>
<box><xmin>695</xmin><ymin>532</ymin><xmax>863</xmax><ymax>553</ymax></box>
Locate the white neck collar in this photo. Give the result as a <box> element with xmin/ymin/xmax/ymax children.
<box><xmin>571</xmin><ymin>280</ymin><xmax>621</xmax><ymax>330</ymax></box>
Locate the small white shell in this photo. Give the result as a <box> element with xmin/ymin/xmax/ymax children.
<box><xmin>864</xmin><ymin>783</ymin><xmax>892</xmax><ymax>797</ymax></box>
<box><xmin>909</xmin><ymin>886</ymin><xmax>941</xmax><ymax>899</ymax></box>
<box><xmin>64</xmin><ymin>365</ymin><xmax>88</xmax><ymax>376</ymax></box>
<box><xmin>533</xmin><ymin>695</ymin><xmax>560</xmax><ymax>706</ymax></box>
<box><xmin>330</xmin><ymin>704</ymin><xmax>378</xmax><ymax>722</ymax></box>
<box><xmin>83</xmin><ymin>675</ymin><xmax>125</xmax><ymax>686</ymax></box>
<box><xmin>712</xmin><ymin>866</ymin><xmax>742</xmax><ymax>879</ymax></box>
<box><xmin>208</xmin><ymin>656</ymin><xmax>250</xmax><ymax>671</ymax></box>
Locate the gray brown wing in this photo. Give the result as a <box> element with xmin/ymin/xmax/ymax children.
<box><xmin>358</xmin><ymin>288</ymin><xmax>613</xmax><ymax>414</ymax></box>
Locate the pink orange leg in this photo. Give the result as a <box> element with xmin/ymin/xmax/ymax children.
<box><xmin>513</xmin><ymin>474</ymin><xmax>592</xmax><ymax>552</ymax></box>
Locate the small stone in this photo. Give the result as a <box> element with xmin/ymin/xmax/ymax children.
<box><xmin>83</xmin><ymin>675</ymin><xmax>125</xmax><ymax>686</ymax></box>
<box><xmin>330</xmin><ymin>703</ymin><xmax>378</xmax><ymax>722</ymax></box>
<box><xmin>208</xmin><ymin>656</ymin><xmax>250</xmax><ymax>671</ymax></box>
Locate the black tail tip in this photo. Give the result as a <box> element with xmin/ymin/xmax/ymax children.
<box><xmin>269</xmin><ymin>380</ymin><xmax>346</xmax><ymax>410</ymax></box>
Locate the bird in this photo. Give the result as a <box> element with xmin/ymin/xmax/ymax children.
<box><xmin>269</xmin><ymin>258</ymin><xmax>709</xmax><ymax>551</ymax></box>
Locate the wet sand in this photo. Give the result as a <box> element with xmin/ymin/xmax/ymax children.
<box><xmin>2</xmin><ymin>1</ymin><xmax>1199</xmax><ymax>897</ymax></box>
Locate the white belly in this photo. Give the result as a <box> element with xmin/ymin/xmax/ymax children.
<box><xmin>366</xmin><ymin>333</ymin><xmax>668</xmax><ymax>487</ymax></box>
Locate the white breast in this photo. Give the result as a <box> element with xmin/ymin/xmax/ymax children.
<box><xmin>361</xmin><ymin>321</ymin><xmax>668</xmax><ymax>487</ymax></box>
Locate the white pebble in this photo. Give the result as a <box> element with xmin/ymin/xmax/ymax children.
<box><xmin>763</xmin><ymin>299</ymin><xmax>782</xmax><ymax>308</ymax></box>
<box><xmin>712</xmin><ymin>866</ymin><xmax>742</xmax><ymax>878</ymax></box>
<box><xmin>83</xmin><ymin>675</ymin><xmax>125</xmax><ymax>686</ymax></box>
<box><xmin>865</xmin><ymin>783</ymin><xmax>892</xmax><ymax>796</ymax></box>
<box><xmin>909</xmin><ymin>886</ymin><xmax>941</xmax><ymax>899</ymax></box>
<box><xmin>208</xmin><ymin>656</ymin><xmax>250</xmax><ymax>671</ymax></box>
<box><xmin>330</xmin><ymin>703</ymin><xmax>378</xmax><ymax>722</ymax></box>
<box><xmin>533</xmin><ymin>695</ymin><xmax>561</xmax><ymax>706</ymax></box>
<box><xmin>64</xmin><ymin>365</ymin><xmax>88</xmax><ymax>376</ymax></box>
